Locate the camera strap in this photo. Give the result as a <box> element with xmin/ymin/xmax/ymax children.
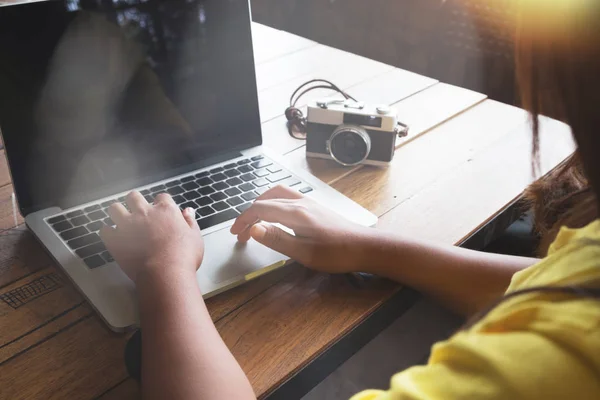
<box><xmin>285</xmin><ymin>79</ymin><xmax>357</xmax><ymax>140</ymax></box>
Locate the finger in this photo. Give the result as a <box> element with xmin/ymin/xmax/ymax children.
<box><xmin>153</xmin><ymin>192</ymin><xmax>176</xmax><ymax>208</ymax></box>
<box><xmin>107</xmin><ymin>202</ymin><xmax>129</xmax><ymax>226</ymax></box>
<box><xmin>256</xmin><ymin>185</ymin><xmax>303</xmax><ymax>201</ymax></box>
<box><xmin>126</xmin><ymin>191</ymin><xmax>149</xmax><ymax>215</ymax></box>
<box><xmin>99</xmin><ymin>225</ymin><xmax>118</xmax><ymax>251</ymax></box>
<box><xmin>250</xmin><ymin>223</ymin><xmax>307</xmax><ymax>261</ymax></box>
<box><xmin>230</xmin><ymin>200</ymin><xmax>303</xmax><ymax>235</ymax></box>
<box><xmin>182</xmin><ymin>207</ymin><xmax>199</xmax><ymax>230</ymax></box>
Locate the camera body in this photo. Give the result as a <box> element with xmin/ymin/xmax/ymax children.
<box><xmin>305</xmin><ymin>99</ymin><xmax>404</xmax><ymax>166</ymax></box>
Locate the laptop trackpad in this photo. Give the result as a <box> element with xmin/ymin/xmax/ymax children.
<box><xmin>201</xmin><ymin>227</ymin><xmax>288</xmax><ymax>284</ymax></box>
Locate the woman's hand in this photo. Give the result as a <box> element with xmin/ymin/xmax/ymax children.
<box><xmin>230</xmin><ymin>185</ymin><xmax>374</xmax><ymax>274</ymax></box>
<box><xmin>100</xmin><ymin>191</ymin><xmax>204</xmax><ymax>284</ymax></box>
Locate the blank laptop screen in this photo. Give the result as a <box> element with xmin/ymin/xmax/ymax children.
<box><xmin>0</xmin><ymin>0</ymin><xmax>262</xmax><ymax>215</ymax></box>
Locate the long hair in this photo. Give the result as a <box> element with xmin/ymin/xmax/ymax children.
<box><xmin>466</xmin><ymin>0</ymin><xmax>600</xmax><ymax>326</ymax></box>
<box><xmin>518</xmin><ymin>0</ymin><xmax>600</xmax><ymax>256</ymax></box>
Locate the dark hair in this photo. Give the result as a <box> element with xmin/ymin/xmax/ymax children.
<box><xmin>466</xmin><ymin>1</ymin><xmax>600</xmax><ymax>327</ymax></box>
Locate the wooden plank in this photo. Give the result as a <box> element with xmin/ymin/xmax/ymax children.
<box><xmin>252</xmin><ymin>23</ymin><xmax>317</xmax><ymax>65</ymax></box>
<box><xmin>0</xmin><ymin>316</ymin><xmax>129</xmax><ymax>400</ymax></box>
<box><xmin>0</xmin><ymin>267</ymin><xmax>87</xmax><ymax>357</ymax></box>
<box><xmin>97</xmin><ymin>378</ymin><xmax>140</xmax><ymax>400</ymax></box>
<box><xmin>0</xmin><ymin>229</ymin><xmax>50</xmax><ymax>289</ymax></box>
<box><xmin>215</xmin><ymin>266</ymin><xmax>399</xmax><ymax>399</ymax></box>
<box><xmin>377</xmin><ymin>115</ymin><xmax>575</xmax><ymax>243</ymax></box>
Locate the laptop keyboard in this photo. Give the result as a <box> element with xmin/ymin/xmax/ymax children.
<box><xmin>45</xmin><ymin>155</ymin><xmax>313</xmax><ymax>270</ymax></box>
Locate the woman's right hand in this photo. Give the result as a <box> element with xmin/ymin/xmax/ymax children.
<box><xmin>230</xmin><ymin>185</ymin><xmax>374</xmax><ymax>274</ymax></box>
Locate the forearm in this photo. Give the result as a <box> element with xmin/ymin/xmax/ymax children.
<box><xmin>137</xmin><ymin>270</ymin><xmax>255</xmax><ymax>400</ymax></box>
<box><xmin>357</xmin><ymin>229</ymin><xmax>538</xmax><ymax>316</ymax></box>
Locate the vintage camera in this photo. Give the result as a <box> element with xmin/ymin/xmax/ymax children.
<box><xmin>305</xmin><ymin>99</ymin><xmax>408</xmax><ymax>166</ymax></box>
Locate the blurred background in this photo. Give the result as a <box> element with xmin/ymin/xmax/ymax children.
<box><xmin>251</xmin><ymin>0</ymin><xmax>518</xmax><ymax>105</ymax></box>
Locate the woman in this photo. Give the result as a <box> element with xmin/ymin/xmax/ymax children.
<box><xmin>100</xmin><ymin>0</ymin><xmax>600</xmax><ymax>398</ymax></box>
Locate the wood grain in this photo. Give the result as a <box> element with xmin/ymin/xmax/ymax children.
<box><xmin>97</xmin><ymin>378</ymin><xmax>140</xmax><ymax>400</ymax></box>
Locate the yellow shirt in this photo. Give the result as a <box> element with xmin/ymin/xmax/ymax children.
<box><xmin>352</xmin><ymin>220</ymin><xmax>600</xmax><ymax>400</ymax></box>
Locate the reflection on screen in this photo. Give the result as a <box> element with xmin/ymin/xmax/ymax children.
<box><xmin>0</xmin><ymin>0</ymin><xmax>261</xmax><ymax>213</ymax></box>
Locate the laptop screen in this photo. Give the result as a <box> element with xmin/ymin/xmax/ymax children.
<box><xmin>0</xmin><ymin>0</ymin><xmax>262</xmax><ymax>215</ymax></box>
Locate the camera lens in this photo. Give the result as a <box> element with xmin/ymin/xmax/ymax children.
<box><xmin>328</xmin><ymin>125</ymin><xmax>371</xmax><ymax>166</ymax></box>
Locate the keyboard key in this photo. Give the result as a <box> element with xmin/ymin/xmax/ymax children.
<box><xmin>60</xmin><ymin>226</ymin><xmax>88</xmax><ymax>241</ymax></box>
<box><xmin>118</xmin><ymin>196</ymin><xmax>127</xmax><ymax>202</ymax></box>
<box><xmin>182</xmin><ymin>202</ymin><xmax>197</xmax><ymax>210</ymax></box>
<box><xmin>101</xmin><ymin>251</ymin><xmax>114</xmax><ymax>263</ymax></box>
<box><xmin>87</xmin><ymin>210</ymin><xmax>107</xmax><ymax>221</ymax></box>
<box><xmin>68</xmin><ymin>233</ymin><xmax>101</xmax><ymax>250</ymax></box>
<box><xmin>76</xmin><ymin>242</ymin><xmax>106</xmax><ymax>259</ymax></box>
<box><xmin>87</xmin><ymin>221</ymin><xmax>105</xmax><ymax>232</ymax></box>
<box><xmin>253</xmin><ymin>169</ymin><xmax>269</xmax><ymax>178</ymax></box>
<box><xmin>196</xmin><ymin>197</ymin><xmax>214</xmax><ymax>206</ymax></box>
<box><xmin>212</xmin><ymin>201</ymin><xmax>229</xmax><ymax>211</ymax></box>
<box><xmin>84</xmin><ymin>205</ymin><xmax>101</xmax><ymax>213</ymax></box>
<box><xmin>151</xmin><ymin>184</ymin><xmax>166</xmax><ymax>192</ymax></box>
<box><xmin>225</xmin><ymin>187</ymin><xmax>242</xmax><ymax>197</ymax></box>
<box><xmin>210</xmin><ymin>167</ymin><xmax>224</xmax><ymax>174</ymax></box>
<box><xmin>237</xmin><ymin>159</ymin><xmax>251</xmax><ymax>165</ymax></box>
<box><xmin>183</xmin><ymin>191</ymin><xmax>201</xmax><ymax>200</ymax></box>
<box><xmin>197</xmin><ymin>177</ymin><xmax>213</xmax><ymax>186</ymax></box>
<box><xmin>241</xmin><ymin>191</ymin><xmax>258</xmax><ymax>202</ymax></box>
<box><xmin>199</xmin><ymin>186</ymin><xmax>216</xmax><ymax>196</ymax></box>
<box><xmin>173</xmin><ymin>195</ymin><xmax>186</xmax><ymax>204</ymax></box>
<box><xmin>252</xmin><ymin>178</ymin><xmax>269</xmax><ymax>187</ymax></box>
<box><xmin>240</xmin><ymin>173</ymin><xmax>255</xmax><ymax>182</ymax></box>
<box><xmin>84</xmin><ymin>255</ymin><xmax>105</xmax><ymax>269</ymax></box>
<box><xmin>299</xmin><ymin>186</ymin><xmax>314</xmax><ymax>194</ymax></box>
<box><xmin>101</xmin><ymin>200</ymin><xmax>116</xmax><ymax>207</ymax></box>
<box><xmin>66</xmin><ymin>210</ymin><xmax>84</xmax><ymax>218</ymax></box>
<box><xmin>167</xmin><ymin>186</ymin><xmax>184</xmax><ymax>195</ymax></box>
<box><xmin>267</xmin><ymin>171</ymin><xmax>292</xmax><ymax>183</ymax></box>
<box><xmin>213</xmin><ymin>182</ymin><xmax>229</xmax><ymax>191</ymax></box>
<box><xmin>251</xmin><ymin>155</ymin><xmax>264</xmax><ymax>161</ymax></box>
<box><xmin>212</xmin><ymin>173</ymin><xmax>227</xmax><ymax>182</ymax></box>
<box><xmin>239</xmin><ymin>183</ymin><xmax>255</xmax><ymax>192</ymax></box>
<box><xmin>166</xmin><ymin>180</ymin><xmax>181</xmax><ymax>187</ymax></box>
<box><xmin>267</xmin><ymin>165</ymin><xmax>282</xmax><ymax>173</ymax></box>
<box><xmin>197</xmin><ymin>209</ymin><xmax>240</xmax><ymax>230</ymax></box>
<box><xmin>71</xmin><ymin>215</ymin><xmax>91</xmax><ymax>227</ymax></box>
<box><xmin>251</xmin><ymin>159</ymin><xmax>272</xmax><ymax>169</ymax></box>
<box><xmin>52</xmin><ymin>220</ymin><xmax>73</xmax><ymax>232</ymax></box>
<box><xmin>182</xmin><ymin>182</ymin><xmax>200</xmax><ymax>191</ymax></box>
<box><xmin>140</xmin><ymin>189</ymin><xmax>151</xmax><ymax>196</ymax></box>
<box><xmin>238</xmin><ymin>165</ymin><xmax>253</xmax><ymax>173</ymax></box>
<box><xmin>144</xmin><ymin>195</ymin><xmax>154</xmax><ymax>203</ymax></box>
<box><xmin>224</xmin><ymin>163</ymin><xmax>237</xmax><ymax>169</ymax></box>
<box><xmin>280</xmin><ymin>177</ymin><xmax>301</xmax><ymax>187</ymax></box>
<box><xmin>103</xmin><ymin>217</ymin><xmax>114</xmax><ymax>226</ymax></box>
<box><xmin>226</xmin><ymin>177</ymin><xmax>243</xmax><ymax>186</ymax></box>
<box><xmin>211</xmin><ymin>192</ymin><xmax>227</xmax><ymax>202</ymax></box>
<box><xmin>195</xmin><ymin>171</ymin><xmax>210</xmax><ymax>178</ymax></box>
<box><xmin>48</xmin><ymin>215</ymin><xmax>66</xmax><ymax>224</ymax></box>
<box><xmin>226</xmin><ymin>196</ymin><xmax>244</xmax><ymax>207</ymax></box>
<box><xmin>181</xmin><ymin>176</ymin><xmax>195</xmax><ymax>182</ymax></box>
<box><xmin>224</xmin><ymin>169</ymin><xmax>241</xmax><ymax>178</ymax></box>
<box><xmin>198</xmin><ymin>206</ymin><xmax>215</xmax><ymax>217</ymax></box>
<box><xmin>236</xmin><ymin>202</ymin><xmax>252</xmax><ymax>213</ymax></box>
<box><xmin>254</xmin><ymin>187</ymin><xmax>269</xmax><ymax>196</ymax></box>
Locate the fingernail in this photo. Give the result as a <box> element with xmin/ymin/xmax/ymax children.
<box><xmin>250</xmin><ymin>224</ymin><xmax>267</xmax><ymax>240</ymax></box>
<box><xmin>185</xmin><ymin>208</ymin><xmax>194</xmax><ymax>215</ymax></box>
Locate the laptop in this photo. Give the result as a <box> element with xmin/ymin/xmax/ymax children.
<box><xmin>0</xmin><ymin>0</ymin><xmax>377</xmax><ymax>331</ymax></box>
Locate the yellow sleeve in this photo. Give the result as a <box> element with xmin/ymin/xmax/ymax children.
<box><xmin>350</xmin><ymin>322</ymin><xmax>600</xmax><ymax>400</ymax></box>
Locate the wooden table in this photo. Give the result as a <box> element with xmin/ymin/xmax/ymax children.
<box><xmin>0</xmin><ymin>23</ymin><xmax>575</xmax><ymax>400</ymax></box>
